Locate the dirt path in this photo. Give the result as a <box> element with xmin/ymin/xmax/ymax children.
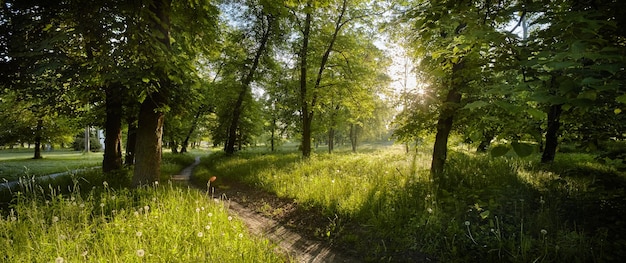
<box><xmin>174</xmin><ymin>156</ymin><xmax>359</xmax><ymax>263</ymax></box>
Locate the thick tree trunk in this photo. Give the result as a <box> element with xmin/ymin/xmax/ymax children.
<box><xmin>125</xmin><ymin>115</ymin><xmax>137</xmax><ymax>166</ymax></box>
<box><xmin>541</xmin><ymin>104</ymin><xmax>562</xmax><ymax>163</ymax></box>
<box><xmin>300</xmin><ymin>0</ymin><xmax>313</xmax><ymax>158</ymax></box>
<box><xmin>33</xmin><ymin>119</ymin><xmax>43</xmax><ymax>159</ymax></box>
<box><xmin>103</xmin><ymin>83</ymin><xmax>123</xmax><ymax>172</ymax></box>
<box><xmin>133</xmin><ymin>97</ymin><xmax>165</xmax><ymax>186</ymax></box>
<box><xmin>132</xmin><ymin>0</ymin><xmax>171</xmax><ymax>186</ymax></box>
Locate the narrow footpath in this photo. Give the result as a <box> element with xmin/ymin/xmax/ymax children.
<box><xmin>174</xmin><ymin>156</ymin><xmax>359</xmax><ymax>263</ymax></box>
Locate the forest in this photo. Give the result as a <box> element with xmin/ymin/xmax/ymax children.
<box><xmin>1</xmin><ymin>0</ymin><xmax>626</xmax><ymax>262</ymax></box>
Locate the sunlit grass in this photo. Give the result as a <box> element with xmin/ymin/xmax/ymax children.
<box><xmin>0</xmin><ymin>149</ymin><xmax>103</xmax><ymax>181</ymax></box>
<box><xmin>0</xmin><ymin>182</ymin><xmax>287</xmax><ymax>262</ymax></box>
<box><xmin>193</xmin><ymin>143</ymin><xmax>626</xmax><ymax>262</ymax></box>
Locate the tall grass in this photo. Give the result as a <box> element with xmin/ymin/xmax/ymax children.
<box><xmin>0</xmin><ymin>152</ymin><xmax>288</xmax><ymax>262</ymax></box>
<box><xmin>193</xmin><ymin>144</ymin><xmax>626</xmax><ymax>262</ymax></box>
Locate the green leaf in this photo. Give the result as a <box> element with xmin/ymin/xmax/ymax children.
<box><xmin>480</xmin><ymin>210</ymin><xmax>490</xmax><ymax>220</ymax></box>
<box><xmin>491</xmin><ymin>145</ymin><xmax>509</xmax><ymax>158</ymax></box>
<box><xmin>527</xmin><ymin>108</ymin><xmax>545</xmax><ymax>120</ymax></box>
<box><xmin>616</xmin><ymin>94</ymin><xmax>626</xmax><ymax>104</ymax></box>
<box><xmin>142</xmin><ymin>78</ymin><xmax>150</xmax><ymax>83</ymax></box>
<box><xmin>511</xmin><ymin>142</ymin><xmax>534</xmax><ymax>157</ymax></box>
<box><xmin>577</xmin><ymin>90</ymin><xmax>597</xmax><ymax>101</ymax></box>
<box><xmin>494</xmin><ymin>101</ymin><xmax>521</xmax><ymax>114</ymax></box>
<box><xmin>463</xmin><ymin>101</ymin><xmax>489</xmax><ymax>110</ymax></box>
<box><xmin>615</xmin><ymin>108</ymin><xmax>622</xmax><ymax>114</ymax></box>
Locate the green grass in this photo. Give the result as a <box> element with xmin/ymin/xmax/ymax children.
<box><xmin>0</xmin><ymin>151</ymin><xmax>288</xmax><ymax>262</ymax></box>
<box><xmin>0</xmin><ymin>149</ymin><xmax>103</xmax><ymax>181</ymax></box>
<box><xmin>192</xmin><ymin>143</ymin><xmax>626</xmax><ymax>262</ymax></box>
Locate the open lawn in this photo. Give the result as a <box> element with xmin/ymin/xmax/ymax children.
<box><xmin>0</xmin><ymin>149</ymin><xmax>103</xmax><ymax>181</ymax></box>
<box><xmin>192</xmin><ymin>143</ymin><xmax>626</xmax><ymax>262</ymax></box>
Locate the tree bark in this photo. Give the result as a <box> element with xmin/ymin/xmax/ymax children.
<box><xmin>132</xmin><ymin>0</ymin><xmax>171</xmax><ymax>186</ymax></box>
<box><xmin>430</xmin><ymin>88</ymin><xmax>461</xmax><ymax>177</ymax></box>
<box><xmin>125</xmin><ymin>115</ymin><xmax>137</xmax><ymax>166</ymax></box>
<box><xmin>328</xmin><ymin>128</ymin><xmax>335</xmax><ymax>154</ymax></box>
<box><xmin>541</xmin><ymin>104</ymin><xmax>562</xmax><ymax>163</ymax></box>
<box><xmin>103</xmin><ymin>83</ymin><xmax>123</xmax><ymax>172</ymax></box>
<box><xmin>33</xmin><ymin>119</ymin><xmax>43</xmax><ymax>159</ymax></box>
<box><xmin>300</xmin><ymin>0</ymin><xmax>313</xmax><ymax>158</ymax></box>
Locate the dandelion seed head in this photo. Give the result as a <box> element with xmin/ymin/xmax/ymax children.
<box><xmin>134</xmin><ymin>211</ymin><xmax>140</xmax><ymax>217</ymax></box>
<box><xmin>152</xmin><ymin>197</ymin><xmax>157</xmax><ymax>202</ymax></box>
<box><xmin>55</xmin><ymin>257</ymin><xmax>64</xmax><ymax>263</ymax></box>
<box><xmin>197</xmin><ymin>232</ymin><xmax>204</xmax><ymax>237</ymax></box>
<box><xmin>427</xmin><ymin>208</ymin><xmax>433</xmax><ymax>214</ymax></box>
<box><xmin>136</xmin><ymin>249</ymin><xmax>145</xmax><ymax>257</ymax></box>
<box><xmin>52</xmin><ymin>216</ymin><xmax>59</xmax><ymax>223</ymax></box>
<box><xmin>144</xmin><ymin>205</ymin><xmax>150</xmax><ymax>212</ymax></box>
<box><xmin>99</xmin><ymin>203</ymin><xmax>105</xmax><ymax>208</ymax></box>
<box><xmin>71</xmin><ymin>202</ymin><xmax>77</xmax><ymax>206</ymax></box>
<box><xmin>201</xmin><ymin>207</ymin><xmax>205</xmax><ymax>211</ymax></box>
<box><xmin>10</xmin><ymin>216</ymin><xmax>16</xmax><ymax>222</ymax></box>
<box><xmin>111</xmin><ymin>195</ymin><xmax>116</xmax><ymax>200</ymax></box>
<box><xmin>196</xmin><ymin>208</ymin><xmax>200</xmax><ymax>213</ymax></box>
<box><xmin>238</xmin><ymin>233</ymin><xmax>243</xmax><ymax>238</ymax></box>
<box><xmin>81</xmin><ymin>250</ymin><xmax>88</xmax><ymax>257</ymax></box>
<box><xmin>228</xmin><ymin>216</ymin><xmax>233</xmax><ymax>221</ymax></box>
<box><xmin>541</xmin><ymin>229</ymin><xmax>548</xmax><ymax>235</ymax></box>
<box><xmin>205</xmin><ymin>225</ymin><xmax>211</xmax><ymax>230</ymax></box>
<box><xmin>136</xmin><ymin>231</ymin><xmax>142</xmax><ymax>237</ymax></box>
<box><xmin>208</xmin><ymin>212</ymin><xmax>213</xmax><ymax>217</ymax></box>
<box><xmin>464</xmin><ymin>221</ymin><xmax>471</xmax><ymax>226</ymax></box>
<box><xmin>70</xmin><ymin>196</ymin><xmax>75</xmax><ymax>201</ymax></box>
<box><xmin>79</xmin><ymin>203</ymin><xmax>85</xmax><ymax>208</ymax></box>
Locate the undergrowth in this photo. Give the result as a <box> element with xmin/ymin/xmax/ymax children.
<box><xmin>193</xmin><ymin>144</ymin><xmax>626</xmax><ymax>262</ymax></box>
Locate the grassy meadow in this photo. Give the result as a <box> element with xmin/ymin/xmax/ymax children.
<box><xmin>192</xmin><ymin>143</ymin><xmax>626</xmax><ymax>262</ymax></box>
<box><xmin>0</xmin><ymin>149</ymin><xmax>103</xmax><ymax>181</ymax></box>
<box><xmin>0</xmin><ymin>152</ymin><xmax>288</xmax><ymax>262</ymax></box>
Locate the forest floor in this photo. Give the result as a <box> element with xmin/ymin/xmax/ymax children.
<box><xmin>176</xmin><ymin>156</ymin><xmax>360</xmax><ymax>262</ymax></box>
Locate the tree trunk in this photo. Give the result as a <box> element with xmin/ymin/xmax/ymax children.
<box><xmin>181</xmin><ymin>106</ymin><xmax>204</xmax><ymax>153</ymax></box>
<box><xmin>84</xmin><ymin>125</ymin><xmax>90</xmax><ymax>153</ymax></box>
<box><xmin>132</xmin><ymin>0</ymin><xmax>171</xmax><ymax>186</ymax></box>
<box><xmin>103</xmin><ymin>83</ymin><xmax>123</xmax><ymax>172</ymax></box>
<box><xmin>133</xmin><ymin>96</ymin><xmax>166</xmax><ymax>186</ymax></box>
<box><xmin>300</xmin><ymin>0</ymin><xmax>313</xmax><ymax>158</ymax></box>
<box><xmin>225</xmin><ymin>15</ymin><xmax>273</xmax><ymax>155</ymax></box>
<box><xmin>125</xmin><ymin>115</ymin><xmax>137</xmax><ymax>166</ymax></box>
<box><xmin>328</xmin><ymin>128</ymin><xmax>335</xmax><ymax>154</ymax></box>
<box><xmin>270</xmin><ymin>117</ymin><xmax>276</xmax><ymax>152</ymax></box>
<box><xmin>350</xmin><ymin>124</ymin><xmax>358</xmax><ymax>153</ymax></box>
<box><xmin>33</xmin><ymin>119</ymin><xmax>43</xmax><ymax>159</ymax></box>
<box><xmin>430</xmin><ymin>88</ymin><xmax>462</xmax><ymax>178</ymax></box>
<box><xmin>541</xmin><ymin>104</ymin><xmax>562</xmax><ymax>163</ymax></box>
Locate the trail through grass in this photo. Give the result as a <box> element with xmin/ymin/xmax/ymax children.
<box><xmin>0</xmin><ymin>152</ymin><xmax>288</xmax><ymax>262</ymax></box>
<box><xmin>193</xmin><ymin>144</ymin><xmax>626</xmax><ymax>262</ymax></box>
